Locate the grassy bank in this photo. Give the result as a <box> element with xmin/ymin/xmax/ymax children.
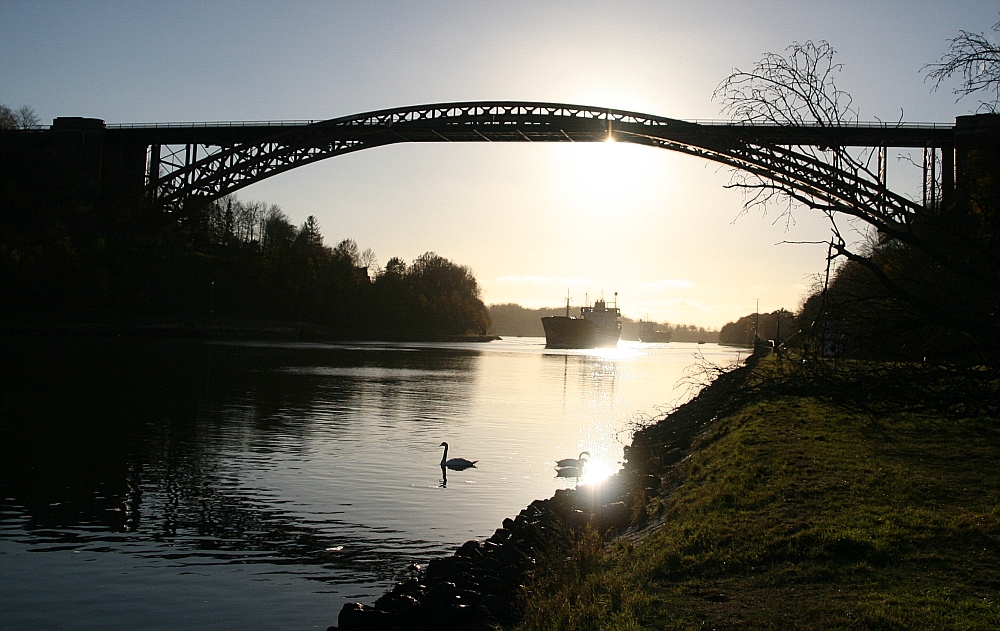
<box><xmin>519</xmin><ymin>356</ymin><xmax>1000</xmax><ymax>630</ymax></box>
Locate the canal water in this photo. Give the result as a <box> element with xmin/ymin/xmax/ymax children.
<box><xmin>1</xmin><ymin>336</ymin><xmax>744</xmax><ymax>630</ymax></box>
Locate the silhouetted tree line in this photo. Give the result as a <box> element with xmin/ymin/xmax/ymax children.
<box><xmin>719</xmin><ymin>310</ymin><xmax>797</xmax><ymax>347</ymax></box>
<box><xmin>486</xmin><ymin>303</ymin><xmax>574</xmax><ymax>337</ymax></box>
<box><xmin>1</xmin><ymin>176</ymin><xmax>490</xmax><ymax>338</ymax></box>
<box><xmin>663</xmin><ymin>324</ymin><xmax>720</xmax><ymax>343</ymax></box>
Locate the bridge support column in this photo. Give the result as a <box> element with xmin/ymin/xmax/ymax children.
<box><xmin>147</xmin><ymin>144</ymin><xmax>160</xmax><ymax>202</ymax></box>
<box><xmin>922</xmin><ymin>146</ymin><xmax>939</xmax><ymax>210</ymax></box>
<box><xmin>941</xmin><ymin>143</ymin><xmax>954</xmax><ymax>209</ymax></box>
<box><xmin>877</xmin><ymin>144</ymin><xmax>887</xmax><ymax>216</ymax></box>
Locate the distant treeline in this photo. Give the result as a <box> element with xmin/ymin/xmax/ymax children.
<box><xmin>486</xmin><ymin>303</ymin><xmax>720</xmax><ymax>342</ymax></box>
<box><xmin>1</xmin><ymin>189</ymin><xmax>489</xmax><ymax>338</ymax></box>
<box><xmin>718</xmin><ymin>310</ymin><xmax>798</xmax><ymax>347</ymax></box>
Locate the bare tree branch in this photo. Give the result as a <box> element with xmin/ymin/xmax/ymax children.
<box><xmin>714</xmin><ymin>38</ymin><xmax>1000</xmax><ymax>364</ymax></box>
<box><xmin>923</xmin><ymin>16</ymin><xmax>1000</xmax><ymax>113</ymax></box>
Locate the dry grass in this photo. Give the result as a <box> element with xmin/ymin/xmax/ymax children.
<box><xmin>519</xmin><ymin>360</ymin><xmax>1000</xmax><ymax>630</ymax></box>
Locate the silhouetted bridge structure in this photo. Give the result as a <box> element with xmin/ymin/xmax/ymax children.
<box><xmin>4</xmin><ymin>101</ymin><xmax>996</xmax><ymax>220</ymax></box>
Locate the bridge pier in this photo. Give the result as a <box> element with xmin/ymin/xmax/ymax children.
<box><xmin>954</xmin><ymin>113</ymin><xmax>999</xmax><ymax>208</ymax></box>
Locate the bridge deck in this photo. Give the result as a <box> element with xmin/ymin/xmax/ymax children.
<box><xmin>98</xmin><ymin>118</ymin><xmax>953</xmax><ymax>149</ymax></box>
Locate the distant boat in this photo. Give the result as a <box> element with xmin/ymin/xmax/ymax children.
<box><xmin>638</xmin><ymin>320</ymin><xmax>672</xmax><ymax>344</ymax></box>
<box><xmin>542</xmin><ymin>294</ymin><xmax>621</xmax><ymax>349</ymax></box>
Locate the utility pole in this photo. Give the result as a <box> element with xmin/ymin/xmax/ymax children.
<box><xmin>754</xmin><ymin>299</ymin><xmax>759</xmax><ymax>343</ymax></box>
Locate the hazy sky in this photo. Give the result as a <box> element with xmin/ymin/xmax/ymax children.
<box><xmin>2</xmin><ymin>1</ymin><xmax>995</xmax><ymax>328</ymax></box>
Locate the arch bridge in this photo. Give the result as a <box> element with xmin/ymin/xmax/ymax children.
<box><xmin>45</xmin><ymin>101</ymin><xmax>971</xmax><ymax>222</ymax></box>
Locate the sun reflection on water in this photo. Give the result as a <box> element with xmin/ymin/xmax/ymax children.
<box><xmin>546</xmin><ymin>342</ymin><xmax>643</xmax><ymax>489</ymax></box>
<box><xmin>588</xmin><ymin>347</ymin><xmax>644</xmax><ymax>362</ymax></box>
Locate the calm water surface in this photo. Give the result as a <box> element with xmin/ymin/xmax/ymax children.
<box><xmin>1</xmin><ymin>336</ymin><xmax>744</xmax><ymax>630</ymax></box>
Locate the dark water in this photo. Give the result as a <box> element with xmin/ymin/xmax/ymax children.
<box><xmin>0</xmin><ymin>336</ymin><xmax>744</xmax><ymax>630</ymax></box>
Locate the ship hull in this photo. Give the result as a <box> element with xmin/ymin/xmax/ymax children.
<box><xmin>542</xmin><ymin>316</ymin><xmax>620</xmax><ymax>349</ymax></box>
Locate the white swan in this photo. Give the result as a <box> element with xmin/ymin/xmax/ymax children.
<box><xmin>439</xmin><ymin>442</ymin><xmax>477</xmax><ymax>470</ymax></box>
<box><xmin>556</xmin><ymin>451</ymin><xmax>590</xmax><ymax>469</ymax></box>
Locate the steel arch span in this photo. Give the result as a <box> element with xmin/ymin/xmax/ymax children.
<box><xmin>136</xmin><ymin>101</ymin><xmax>955</xmax><ymax>228</ymax></box>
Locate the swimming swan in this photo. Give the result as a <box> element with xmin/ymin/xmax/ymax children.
<box><xmin>556</xmin><ymin>451</ymin><xmax>590</xmax><ymax>469</ymax></box>
<box><xmin>439</xmin><ymin>442</ymin><xmax>477</xmax><ymax>470</ymax></box>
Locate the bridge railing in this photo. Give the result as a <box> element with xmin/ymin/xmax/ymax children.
<box><xmin>686</xmin><ymin>119</ymin><xmax>953</xmax><ymax>129</ymax></box>
<box><xmin>106</xmin><ymin>120</ymin><xmax>319</xmax><ymax>129</ymax></box>
<box><xmin>69</xmin><ymin>118</ymin><xmax>953</xmax><ymax>131</ymax></box>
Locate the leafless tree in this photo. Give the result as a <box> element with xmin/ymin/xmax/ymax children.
<box><xmin>715</xmin><ymin>40</ymin><xmax>857</xmax><ymax>127</ymax></box>
<box><xmin>360</xmin><ymin>247</ymin><xmax>379</xmax><ymax>275</ymax></box>
<box><xmin>0</xmin><ymin>105</ymin><xmax>15</xmax><ymax>129</ymax></box>
<box><xmin>713</xmin><ymin>41</ymin><xmax>904</xmax><ymax>269</ymax></box>
<box><xmin>0</xmin><ymin>104</ymin><xmax>40</xmax><ymax>129</ymax></box>
<box><xmin>16</xmin><ymin>105</ymin><xmax>41</xmax><ymax>128</ymax></box>
<box><xmin>715</xmin><ymin>40</ymin><xmax>999</xmax><ymax>364</ymax></box>
<box><xmin>924</xmin><ymin>16</ymin><xmax>1000</xmax><ymax>113</ymax></box>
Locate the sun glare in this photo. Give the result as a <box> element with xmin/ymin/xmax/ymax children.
<box><xmin>549</xmin><ymin>141</ymin><xmax>669</xmax><ymax>210</ymax></box>
<box><xmin>579</xmin><ymin>458</ymin><xmax>616</xmax><ymax>486</ymax></box>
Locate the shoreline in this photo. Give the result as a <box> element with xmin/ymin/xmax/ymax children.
<box><xmin>1</xmin><ymin>320</ymin><xmax>500</xmax><ymax>344</ymax></box>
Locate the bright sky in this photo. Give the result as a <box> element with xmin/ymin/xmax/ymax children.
<box><xmin>2</xmin><ymin>1</ymin><xmax>995</xmax><ymax>328</ymax></box>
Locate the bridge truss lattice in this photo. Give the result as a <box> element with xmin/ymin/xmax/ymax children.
<box><xmin>119</xmin><ymin>101</ymin><xmax>955</xmax><ymax>226</ymax></box>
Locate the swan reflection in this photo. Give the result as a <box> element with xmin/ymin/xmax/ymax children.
<box><xmin>555</xmin><ymin>465</ymin><xmax>584</xmax><ymax>479</ymax></box>
<box><xmin>556</xmin><ymin>451</ymin><xmax>590</xmax><ymax>469</ymax></box>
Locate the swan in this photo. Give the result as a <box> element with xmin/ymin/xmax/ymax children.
<box><xmin>439</xmin><ymin>442</ymin><xmax>477</xmax><ymax>470</ymax></box>
<box><xmin>556</xmin><ymin>451</ymin><xmax>590</xmax><ymax>469</ymax></box>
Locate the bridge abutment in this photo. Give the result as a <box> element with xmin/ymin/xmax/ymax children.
<box><xmin>954</xmin><ymin>114</ymin><xmax>1000</xmax><ymax>209</ymax></box>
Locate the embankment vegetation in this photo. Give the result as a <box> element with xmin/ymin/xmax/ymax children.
<box><xmin>518</xmin><ymin>354</ymin><xmax>1000</xmax><ymax>629</ymax></box>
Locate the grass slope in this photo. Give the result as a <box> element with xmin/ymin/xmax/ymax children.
<box><xmin>520</xmin><ymin>362</ymin><xmax>1000</xmax><ymax>630</ymax></box>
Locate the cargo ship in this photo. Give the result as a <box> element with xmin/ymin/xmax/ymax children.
<box><xmin>542</xmin><ymin>294</ymin><xmax>622</xmax><ymax>348</ymax></box>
